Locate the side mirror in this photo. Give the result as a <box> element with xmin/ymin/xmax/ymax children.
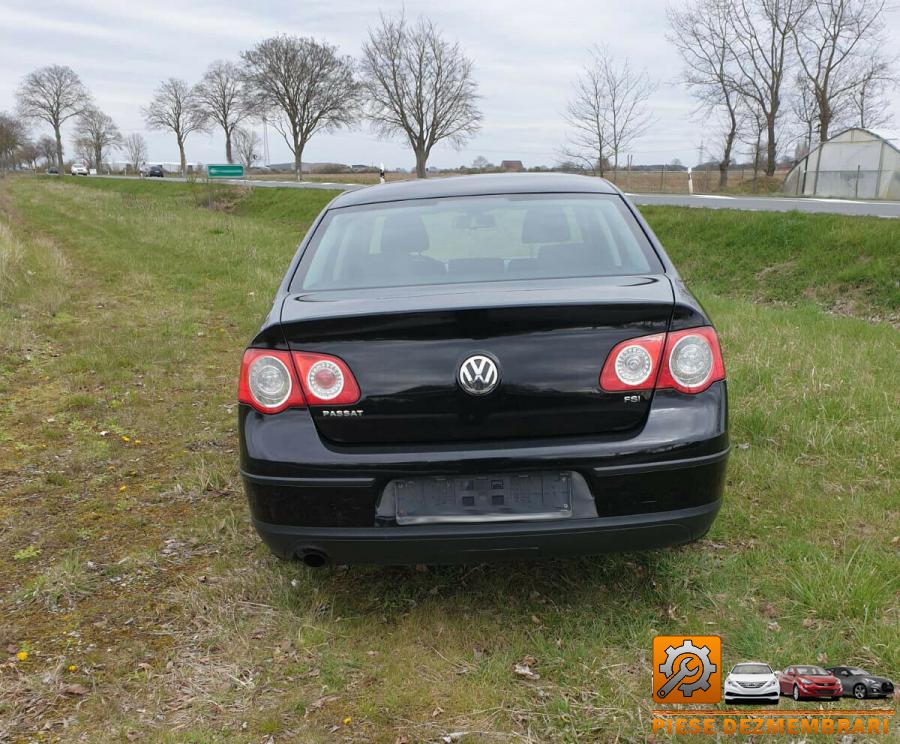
<box><xmin>774</xmin><ymin>671</ymin><xmax>781</xmax><ymax>677</ymax></box>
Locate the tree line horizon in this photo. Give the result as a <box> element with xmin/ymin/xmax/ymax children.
<box><xmin>1</xmin><ymin>2</ymin><xmax>896</xmax><ymax>185</ymax></box>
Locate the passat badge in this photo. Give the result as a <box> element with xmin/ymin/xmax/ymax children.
<box><xmin>458</xmin><ymin>354</ymin><xmax>500</xmax><ymax>395</ymax></box>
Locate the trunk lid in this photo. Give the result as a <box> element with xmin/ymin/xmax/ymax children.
<box><xmin>279</xmin><ymin>276</ymin><xmax>674</xmax><ymax>444</ymax></box>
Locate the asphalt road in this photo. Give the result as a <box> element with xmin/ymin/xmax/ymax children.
<box><xmin>84</xmin><ymin>174</ymin><xmax>900</xmax><ymax>217</ymax></box>
<box><xmin>625</xmin><ymin>192</ymin><xmax>900</xmax><ymax>219</ymax></box>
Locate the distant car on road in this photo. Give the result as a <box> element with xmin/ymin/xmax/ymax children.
<box><xmin>47</xmin><ymin>166</ymin><xmax>59</xmax><ymax>175</ymax></box>
<box><xmin>778</xmin><ymin>666</ymin><xmax>842</xmax><ymax>700</ymax></box>
<box><xmin>826</xmin><ymin>666</ymin><xmax>895</xmax><ymax>699</ymax></box>
<box><xmin>144</xmin><ymin>165</ymin><xmax>164</xmax><ymax>178</ymax></box>
<box><xmin>724</xmin><ymin>663</ymin><xmax>780</xmax><ymax>704</ymax></box>
<box><xmin>237</xmin><ymin>173</ymin><xmax>729</xmax><ymax>566</ymax></box>
<box><xmin>70</xmin><ymin>163</ymin><xmax>89</xmax><ymax>176</ymax></box>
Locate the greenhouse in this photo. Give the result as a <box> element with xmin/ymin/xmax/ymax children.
<box><xmin>783</xmin><ymin>127</ymin><xmax>900</xmax><ymax>200</ymax></box>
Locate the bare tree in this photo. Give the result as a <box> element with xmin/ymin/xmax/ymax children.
<box><xmin>361</xmin><ymin>12</ymin><xmax>482</xmax><ymax>178</ymax></box>
<box><xmin>849</xmin><ymin>56</ymin><xmax>897</xmax><ymax>129</ymax></box>
<box><xmin>74</xmin><ymin>108</ymin><xmax>122</xmax><ymax>172</ymax></box>
<box><xmin>563</xmin><ymin>55</ymin><xmax>612</xmax><ymax>176</ymax></box>
<box><xmin>564</xmin><ymin>46</ymin><xmax>656</xmax><ymax>176</ymax></box>
<box><xmin>16</xmin><ymin>65</ymin><xmax>91</xmax><ymax>170</ymax></box>
<box><xmin>233</xmin><ymin>127</ymin><xmax>261</xmax><ymax>170</ymax></box>
<box><xmin>36</xmin><ymin>134</ymin><xmax>57</xmax><ymax>167</ymax></box>
<box><xmin>0</xmin><ymin>112</ymin><xmax>28</xmax><ymax>173</ymax></box>
<box><xmin>242</xmin><ymin>36</ymin><xmax>358</xmax><ymax>181</ymax></box>
<box><xmin>727</xmin><ymin>0</ymin><xmax>811</xmax><ymax>176</ymax></box>
<box><xmin>18</xmin><ymin>141</ymin><xmax>40</xmax><ymax>171</ymax></box>
<box><xmin>122</xmin><ymin>133</ymin><xmax>148</xmax><ymax>173</ymax></box>
<box><xmin>143</xmin><ymin>78</ymin><xmax>207</xmax><ymax>176</ymax></box>
<box><xmin>669</xmin><ymin>0</ymin><xmax>743</xmax><ymax>188</ymax></box>
<box><xmin>195</xmin><ymin>61</ymin><xmax>248</xmax><ymax>164</ymax></box>
<box><xmin>793</xmin><ymin>0</ymin><xmax>887</xmax><ymax>142</ymax></box>
<box><xmin>792</xmin><ymin>71</ymin><xmax>822</xmax><ymax>148</ymax></box>
<box><xmin>72</xmin><ymin>137</ymin><xmax>94</xmax><ymax>168</ymax></box>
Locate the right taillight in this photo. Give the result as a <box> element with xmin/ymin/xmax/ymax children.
<box><xmin>599</xmin><ymin>326</ymin><xmax>725</xmax><ymax>395</ymax></box>
<box><xmin>657</xmin><ymin>326</ymin><xmax>725</xmax><ymax>394</ymax></box>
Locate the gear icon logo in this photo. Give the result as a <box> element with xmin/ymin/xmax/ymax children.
<box><xmin>652</xmin><ymin>635</ymin><xmax>722</xmax><ymax>704</ymax></box>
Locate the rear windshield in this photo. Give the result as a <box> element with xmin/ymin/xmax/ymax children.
<box><xmin>293</xmin><ymin>193</ymin><xmax>662</xmax><ymax>291</ymax></box>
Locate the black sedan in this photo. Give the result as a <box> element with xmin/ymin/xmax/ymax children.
<box><xmin>237</xmin><ymin>174</ymin><xmax>729</xmax><ymax>565</ymax></box>
<box><xmin>826</xmin><ymin>666</ymin><xmax>895</xmax><ymax>699</ymax></box>
<box><xmin>146</xmin><ymin>165</ymin><xmax>164</xmax><ymax>178</ymax></box>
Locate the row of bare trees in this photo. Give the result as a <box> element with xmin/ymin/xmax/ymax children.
<box><xmin>9</xmin><ymin>11</ymin><xmax>482</xmax><ymax>180</ymax></box>
<box><xmin>8</xmin><ymin>4</ymin><xmax>894</xmax><ymax>182</ymax></box>
<box><xmin>667</xmin><ymin>0</ymin><xmax>896</xmax><ymax>185</ymax></box>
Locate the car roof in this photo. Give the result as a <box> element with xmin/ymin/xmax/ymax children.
<box><xmin>328</xmin><ymin>172</ymin><xmax>619</xmax><ymax>209</ymax></box>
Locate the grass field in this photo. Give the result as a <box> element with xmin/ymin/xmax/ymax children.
<box><xmin>1</xmin><ymin>176</ymin><xmax>897</xmax><ymax>742</ymax></box>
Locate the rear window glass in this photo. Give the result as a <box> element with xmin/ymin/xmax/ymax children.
<box><xmin>293</xmin><ymin>193</ymin><xmax>662</xmax><ymax>291</ymax></box>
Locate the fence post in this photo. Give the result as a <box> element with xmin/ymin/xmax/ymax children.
<box><xmin>660</xmin><ymin>165</ymin><xmax>666</xmax><ymax>192</ymax></box>
<box><xmin>854</xmin><ymin>165</ymin><xmax>860</xmax><ymax>198</ymax></box>
<box><xmin>874</xmin><ymin>141</ymin><xmax>886</xmax><ymax>199</ymax></box>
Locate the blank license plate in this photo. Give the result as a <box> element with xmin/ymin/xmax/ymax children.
<box><xmin>388</xmin><ymin>471</ymin><xmax>574</xmax><ymax>525</ymax></box>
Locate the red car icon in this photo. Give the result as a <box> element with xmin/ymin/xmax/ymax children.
<box><xmin>779</xmin><ymin>666</ymin><xmax>843</xmax><ymax>700</ymax></box>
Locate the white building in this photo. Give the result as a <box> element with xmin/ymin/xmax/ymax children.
<box><xmin>783</xmin><ymin>128</ymin><xmax>900</xmax><ymax>200</ymax></box>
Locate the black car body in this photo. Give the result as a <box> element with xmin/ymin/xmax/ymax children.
<box><xmin>826</xmin><ymin>667</ymin><xmax>895</xmax><ymax>699</ymax></box>
<box><xmin>146</xmin><ymin>165</ymin><xmax>164</xmax><ymax>178</ymax></box>
<box><xmin>238</xmin><ymin>174</ymin><xmax>729</xmax><ymax>565</ymax></box>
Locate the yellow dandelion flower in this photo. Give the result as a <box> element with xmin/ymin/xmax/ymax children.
<box><xmin>118</xmin><ymin>485</ymin><xmax>127</xmax><ymax>492</ymax></box>
<box><xmin>68</xmin><ymin>664</ymin><xmax>77</xmax><ymax>672</ymax></box>
<box><xmin>122</xmin><ymin>436</ymin><xmax>130</xmax><ymax>442</ymax></box>
<box><xmin>16</xmin><ymin>651</ymin><xmax>28</xmax><ymax>661</ymax></box>
<box><xmin>134</xmin><ymin>439</ymin><xmax>141</xmax><ymax>445</ymax></box>
<box><xmin>343</xmin><ymin>717</ymin><xmax>352</xmax><ymax>725</ymax></box>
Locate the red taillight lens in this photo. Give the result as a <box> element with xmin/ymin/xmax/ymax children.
<box><xmin>238</xmin><ymin>349</ymin><xmax>306</xmax><ymax>414</ymax></box>
<box><xmin>600</xmin><ymin>333</ymin><xmax>665</xmax><ymax>391</ymax></box>
<box><xmin>657</xmin><ymin>327</ymin><xmax>725</xmax><ymax>394</ymax></box>
<box><xmin>292</xmin><ymin>352</ymin><xmax>361</xmax><ymax>406</ymax></box>
<box><xmin>238</xmin><ymin>349</ymin><xmax>362</xmax><ymax>413</ymax></box>
<box><xmin>599</xmin><ymin>327</ymin><xmax>725</xmax><ymax>395</ymax></box>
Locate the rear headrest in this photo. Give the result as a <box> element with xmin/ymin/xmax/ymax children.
<box><xmin>380</xmin><ymin>213</ymin><xmax>430</xmax><ymax>256</ymax></box>
<box><xmin>522</xmin><ymin>205</ymin><xmax>571</xmax><ymax>244</ymax></box>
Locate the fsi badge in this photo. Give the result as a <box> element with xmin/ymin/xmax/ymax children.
<box><xmin>652</xmin><ymin>636</ymin><xmax>722</xmax><ymax>704</ymax></box>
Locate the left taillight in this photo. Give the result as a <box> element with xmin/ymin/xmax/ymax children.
<box><xmin>238</xmin><ymin>349</ymin><xmax>361</xmax><ymax>413</ymax></box>
<box><xmin>238</xmin><ymin>349</ymin><xmax>305</xmax><ymax>414</ymax></box>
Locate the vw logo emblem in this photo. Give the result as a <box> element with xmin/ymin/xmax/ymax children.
<box><xmin>458</xmin><ymin>354</ymin><xmax>500</xmax><ymax>395</ymax></box>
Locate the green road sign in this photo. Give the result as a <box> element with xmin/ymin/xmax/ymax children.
<box><xmin>207</xmin><ymin>164</ymin><xmax>245</xmax><ymax>178</ymax></box>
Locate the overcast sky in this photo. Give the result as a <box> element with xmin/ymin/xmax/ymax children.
<box><xmin>2</xmin><ymin>0</ymin><xmax>898</xmax><ymax>170</ymax></box>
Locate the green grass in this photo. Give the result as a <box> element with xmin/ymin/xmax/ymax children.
<box><xmin>0</xmin><ymin>176</ymin><xmax>897</xmax><ymax>742</ymax></box>
<box><xmin>640</xmin><ymin>205</ymin><xmax>899</xmax><ymax>319</ymax></box>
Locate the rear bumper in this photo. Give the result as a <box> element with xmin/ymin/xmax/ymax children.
<box><xmin>253</xmin><ymin>499</ymin><xmax>721</xmax><ymax>563</ymax></box>
<box><xmin>239</xmin><ymin>383</ymin><xmax>728</xmax><ymax>564</ymax></box>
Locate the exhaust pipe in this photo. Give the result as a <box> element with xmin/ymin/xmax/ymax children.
<box><xmin>299</xmin><ymin>549</ymin><xmax>328</xmax><ymax>568</ymax></box>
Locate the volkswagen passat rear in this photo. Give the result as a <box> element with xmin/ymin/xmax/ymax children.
<box><xmin>238</xmin><ymin>174</ymin><xmax>728</xmax><ymax>565</ymax></box>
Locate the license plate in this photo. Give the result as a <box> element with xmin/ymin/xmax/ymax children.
<box><xmin>388</xmin><ymin>471</ymin><xmax>574</xmax><ymax>525</ymax></box>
